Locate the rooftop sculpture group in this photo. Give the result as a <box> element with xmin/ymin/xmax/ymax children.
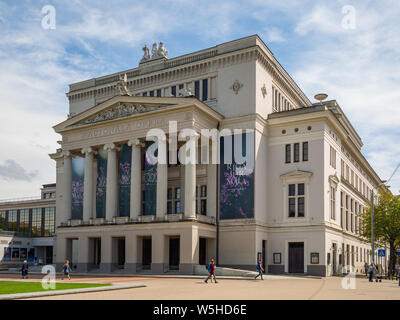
<box><xmin>140</xmin><ymin>41</ymin><xmax>168</xmax><ymax>63</ymax></box>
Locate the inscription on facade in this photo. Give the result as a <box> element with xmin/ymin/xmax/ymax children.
<box><xmin>81</xmin><ymin>118</ymin><xmax>166</xmax><ymax>140</ymax></box>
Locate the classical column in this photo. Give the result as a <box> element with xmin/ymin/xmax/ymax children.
<box><xmin>63</xmin><ymin>151</ymin><xmax>72</xmax><ymax>221</ymax></box>
<box><xmin>128</xmin><ymin>139</ymin><xmax>143</xmax><ymax>219</ymax></box>
<box><xmin>184</xmin><ymin>138</ymin><xmax>196</xmax><ymax>219</ymax></box>
<box><xmin>81</xmin><ymin>147</ymin><xmax>95</xmax><ymax>222</ymax></box>
<box><xmin>156</xmin><ymin>138</ymin><xmax>167</xmax><ymax>218</ymax></box>
<box><xmin>104</xmin><ymin>143</ymin><xmax>118</xmax><ymax>221</ymax></box>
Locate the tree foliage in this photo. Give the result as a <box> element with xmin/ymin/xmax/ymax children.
<box><xmin>359</xmin><ymin>189</ymin><xmax>400</xmax><ymax>276</ymax></box>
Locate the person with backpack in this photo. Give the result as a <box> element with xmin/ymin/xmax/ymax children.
<box><xmin>21</xmin><ymin>260</ymin><xmax>29</xmax><ymax>279</ymax></box>
<box><xmin>204</xmin><ymin>259</ymin><xmax>217</xmax><ymax>284</ymax></box>
<box><xmin>61</xmin><ymin>260</ymin><xmax>71</xmax><ymax>280</ymax></box>
<box><xmin>254</xmin><ymin>259</ymin><xmax>264</xmax><ymax>280</ymax></box>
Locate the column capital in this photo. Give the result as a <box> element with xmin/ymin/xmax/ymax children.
<box><xmin>61</xmin><ymin>150</ymin><xmax>71</xmax><ymax>158</ymax></box>
<box><xmin>104</xmin><ymin>143</ymin><xmax>120</xmax><ymax>151</ymax></box>
<box><xmin>128</xmin><ymin>138</ymin><xmax>145</xmax><ymax>148</ymax></box>
<box><xmin>81</xmin><ymin>147</ymin><xmax>97</xmax><ymax>156</ymax></box>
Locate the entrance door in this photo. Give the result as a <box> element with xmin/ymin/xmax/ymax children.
<box><xmin>199</xmin><ymin>238</ymin><xmax>207</xmax><ymax>265</ymax></box>
<box><xmin>289</xmin><ymin>242</ymin><xmax>304</xmax><ymax>273</ymax></box>
<box><xmin>45</xmin><ymin>246</ymin><xmax>53</xmax><ymax>264</ymax></box>
<box><xmin>169</xmin><ymin>238</ymin><xmax>180</xmax><ymax>270</ymax></box>
<box><xmin>118</xmin><ymin>239</ymin><xmax>125</xmax><ymax>267</ymax></box>
<box><xmin>142</xmin><ymin>238</ymin><xmax>152</xmax><ymax>269</ymax></box>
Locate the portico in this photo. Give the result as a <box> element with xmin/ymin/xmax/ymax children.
<box><xmin>51</xmin><ymin>95</ymin><xmax>221</xmax><ymax>274</ymax></box>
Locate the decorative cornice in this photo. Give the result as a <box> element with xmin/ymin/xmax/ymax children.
<box><xmin>104</xmin><ymin>143</ymin><xmax>119</xmax><ymax>151</ymax></box>
<box><xmin>128</xmin><ymin>138</ymin><xmax>145</xmax><ymax>148</ymax></box>
<box><xmin>81</xmin><ymin>147</ymin><xmax>96</xmax><ymax>155</ymax></box>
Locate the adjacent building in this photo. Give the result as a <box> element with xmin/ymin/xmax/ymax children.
<box><xmin>0</xmin><ymin>184</ymin><xmax>56</xmax><ymax>265</ymax></box>
<box><xmin>49</xmin><ymin>35</ymin><xmax>384</xmax><ymax>276</ymax></box>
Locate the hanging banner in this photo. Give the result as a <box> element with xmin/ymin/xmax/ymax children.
<box><xmin>220</xmin><ymin>132</ymin><xmax>255</xmax><ymax>219</ymax></box>
<box><xmin>96</xmin><ymin>149</ymin><xmax>108</xmax><ymax>218</ymax></box>
<box><xmin>71</xmin><ymin>157</ymin><xmax>85</xmax><ymax>219</ymax></box>
<box><xmin>144</xmin><ymin>141</ymin><xmax>157</xmax><ymax>215</ymax></box>
<box><xmin>119</xmin><ymin>144</ymin><xmax>132</xmax><ymax>217</ymax></box>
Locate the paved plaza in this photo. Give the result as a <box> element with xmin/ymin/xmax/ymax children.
<box><xmin>1</xmin><ymin>274</ymin><xmax>399</xmax><ymax>300</ymax></box>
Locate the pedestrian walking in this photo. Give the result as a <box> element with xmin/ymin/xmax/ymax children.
<box><xmin>204</xmin><ymin>259</ymin><xmax>217</xmax><ymax>284</ymax></box>
<box><xmin>61</xmin><ymin>260</ymin><xmax>71</xmax><ymax>280</ymax></box>
<box><xmin>254</xmin><ymin>259</ymin><xmax>264</xmax><ymax>280</ymax></box>
<box><xmin>21</xmin><ymin>260</ymin><xmax>29</xmax><ymax>279</ymax></box>
<box><xmin>368</xmin><ymin>262</ymin><xmax>376</xmax><ymax>282</ymax></box>
<box><xmin>364</xmin><ymin>262</ymin><xmax>369</xmax><ymax>277</ymax></box>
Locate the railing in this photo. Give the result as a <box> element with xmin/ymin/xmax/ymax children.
<box><xmin>0</xmin><ymin>196</ymin><xmax>43</xmax><ymax>205</ymax></box>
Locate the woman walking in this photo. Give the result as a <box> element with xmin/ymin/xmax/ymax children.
<box><xmin>61</xmin><ymin>260</ymin><xmax>71</xmax><ymax>280</ymax></box>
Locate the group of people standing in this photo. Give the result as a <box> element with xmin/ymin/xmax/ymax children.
<box><xmin>364</xmin><ymin>261</ymin><xmax>400</xmax><ymax>282</ymax></box>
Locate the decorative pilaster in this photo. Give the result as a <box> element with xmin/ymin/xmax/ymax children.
<box><xmin>128</xmin><ymin>139</ymin><xmax>144</xmax><ymax>219</ymax></box>
<box><xmin>104</xmin><ymin>143</ymin><xmax>119</xmax><ymax>221</ymax></box>
<box><xmin>62</xmin><ymin>151</ymin><xmax>72</xmax><ymax>222</ymax></box>
<box><xmin>81</xmin><ymin>147</ymin><xmax>96</xmax><ymax>222</ymax></box>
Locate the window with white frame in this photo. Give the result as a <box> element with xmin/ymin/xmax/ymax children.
<box><xmin>288</xmin><ymin>183</ymin><xmax>305</xmax><ymax>218</ymax></box>
<box><xmin>330</xmin><ymin>186</ymin><xmax>336</xmax><ymax>220</ymax></box>
<box><xmin>330</xmin><ymin>146</ymin><xmax>336</xmax><ymax>169</ymax></box>
<box><xmin>196</xmin><ymin>185</ymin><xmax>207</xmax><ymax>215</ymax></box>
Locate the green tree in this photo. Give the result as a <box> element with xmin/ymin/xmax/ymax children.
<box><xmin>359</xmin><ymin>190</ymin><xmax>400</xmax><ymax>278</ymax></box>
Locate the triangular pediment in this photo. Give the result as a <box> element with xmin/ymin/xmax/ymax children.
<box><xmin>280</xmin><ymin>170</ymin><xmax>313</xmax><ymax>180</ymax></box>
<box><xmin>53</xmin><ymin>95</ymin><xmax>223</xmax><ymax>133</ymax></box>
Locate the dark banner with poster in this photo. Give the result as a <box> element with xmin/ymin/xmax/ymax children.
<box><xmin>71</xmin><ymin>157</ymin><xmax>85</xmax><ymax>220</ymax></box>
<box><xmin>220</xmin><ymin>132</ymin><xmax>255</xmax><ymax>219</ymax></box>
<box><xmin>96</xmin><ymin>149</ymin><xmax>108</xmax><ymax>218</ymax></box>
<box><xmin>119</xmin><ymin>144</ymin><xmax>132</xmax><ymax>217</ymax></box>
<box><xmin>143</xmin><ymin>141</ymin><xmax>157</xmax><ymax>215</ymax></box>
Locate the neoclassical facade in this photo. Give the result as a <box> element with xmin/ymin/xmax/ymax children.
<box><xmin>50</xmin><ymin>35</ymin><xmax>383</xmax><ymax>276</ymax></box>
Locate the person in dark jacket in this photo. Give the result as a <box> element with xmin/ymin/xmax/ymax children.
<box><xmin>21</xmin><ymin>260</ymin><xmax>29</xmax><ymax>279</ymax></box>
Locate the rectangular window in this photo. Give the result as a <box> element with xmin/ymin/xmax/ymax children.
<box><xmin>330</xmin><ymin>186</ymin><xmax>336</xmax><ymax>220</ymax></box>
<box><xmin>350</xmin><ymin>198</ymin><xmax>354</xmax><ymax>233</ymax></box>
<box><xmin>194</xmin><ymin>81</ymin><xmax>200</xmax><ymax>99</ymax></box>
<box><xmin>19</xmin><ymin>209</ymin><xmax>30</xmax><ymax>236</ymax></box>
<box><xmin>345</xmin><ymin>195</ymin><xmax>349</xmax><ymax>231</ymax></box>
<box><xmin>44</xmin><ymin>207</ymin><xmax>55</xmax><ymax>237</ymax></box>
<box><xmin>142</xmin><ymin>92</ymin><xmax>147</xmax><ymax>96</ymax></box>
<box><xmin>288</xmin><ymin>198</ymin><xmax>296</xmax><ymax>217</ymax></box>
<box><xmin>202</xmin><ymin>79</ymin><xmax>208</xmax><ymax>101</ymax></box>
<box><xmin>171</xmin><ymin>86</ymin><xmax>176</xmax><ymax>97</ymax></box>
<box><xmin>298</xmin><ymin>197</ymin><xmax>305</xmax><ymax>217</ymax></box>
<box><xmin>7</xmin><ymin>210</ymin><xmax>18</xmax><ymax>232</ymax></box>
<box><xmin>149</xmin><ymin>91</ymin><xmax>154</xmax><ymax>97</ymax></box>
<box><xmin>0</xmin><ymin>210</ymin><xmax>6</xmax><ymax>230</ymax></box>
<box><xmin>167</xmin><ymin>188</ymin><xmax>173</xmax><ymax>214</ymax></box>
<box><xmin>31</xmin><ymin>208</ymin><xmax>42</xmax><ymax>237</ymax></box>
<box><xmin>294</xmin><ymin>143</ymin><xmax>300</xmax><ymax>162</ymax></box>
<box><xmin>302</xmin><ymin>142</ymin><xmax>308</xmax><ymax>162</ymax></box>
<box><xmin>157</xmin><ymin>89</ymin><xmax>162</xmax><ymax>97</ymax></box>
<box><xmin>175</xmin><ymin>187</ymin><xmax>181</xmax><ymax>214</ymax></box>
<box><xmin>285</xmin><ymin>144</ymin><xmax>291</xmax><ymax>163</ymax></box>
<box><xmin>330</xmin><ymin>146</ymin><xmax>336</xmax><ymax>169</ymax></box>
<box><xmin>288</xmin><ymin>183</ymin><xmax>305</xmax><ymax>218</ymax></box>
<box><xmin>340</xmin><ymin>192</ymin><xmax>344</xmax><ymax>228</ymax></box>
<box><xmin>341</xmin><ymin>160</ymin><xmax>345</xmax><ymax>178</ymax></box>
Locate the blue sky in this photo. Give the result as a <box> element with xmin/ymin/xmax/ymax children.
<box><xmin>0</xmin><ymin>0</ymin><xmax>399</xmax><ymax>198</ymax></box>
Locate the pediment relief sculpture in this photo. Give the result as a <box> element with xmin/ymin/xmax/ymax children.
<box><xmin>81</xmin><ymin>102</ymin><xmax>166</xmax><ymax>125</ymax></box>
